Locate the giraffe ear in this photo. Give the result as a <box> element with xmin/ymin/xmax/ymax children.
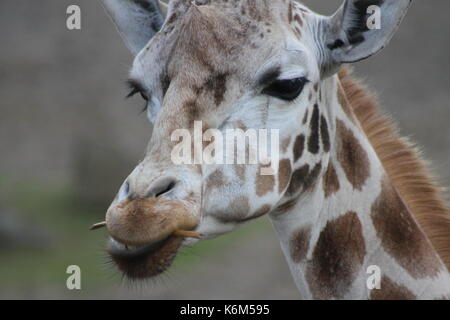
<box><xmin>100</xmin><ymin>0</ymin><xmax>167</xmax><ymax>55</ymax></box>
<box><xmin>320</xmin><ymin>0</ymin><xmax>412</xmax><ymax>77</ymax></box>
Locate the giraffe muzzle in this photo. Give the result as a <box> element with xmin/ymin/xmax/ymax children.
<box><xmin>106</xmin><ymin>196</ymin><xmax>199</xmax><ymax>246</ymax></box>
<box><xmin>104</xmin><ymin>196</ymin><xmax>200</xmax><ymax>278</ymax></box>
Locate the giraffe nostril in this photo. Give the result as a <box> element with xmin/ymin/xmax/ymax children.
<box><xmin>146</xmin><ymin>178</ymin><xmax>177</xmax><ymax>198</ymax></box>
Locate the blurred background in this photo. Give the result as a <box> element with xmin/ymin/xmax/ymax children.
<box><xmin>0</xmin><ymin>0</ymin><xmax>449</xmax><ymax>299</ymax></box>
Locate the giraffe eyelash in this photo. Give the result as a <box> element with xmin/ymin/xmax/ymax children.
<box><xmin>126</xmin><ymin>81</ymin><xmax>149</xmax><ymax>101</ymax></box>
<box><xmin>126</xmin><ymin>87</ymin><xmax>140</xmax><ymax>99</ymax></box>
<box><xmin>126</xmin><ymin>80</ymin><xmax>150</xmax><ymax>113</ymax></box>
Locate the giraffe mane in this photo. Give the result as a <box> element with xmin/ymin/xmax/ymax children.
<box><xmin>338</xmin><ymin>67</ymin><xmax>450</xmax><ymax>271</ymax></box>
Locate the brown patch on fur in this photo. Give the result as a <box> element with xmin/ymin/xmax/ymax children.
<box><xmin>256</xmin><ymin>165</ymin><xmax>275</xmax><ymax>197</ymax></box>
<box><xmin>235</xmin><ymin>120</ymin><xmax>248</xmax><ymax>131</ymax></box>
<box><xmin>306</xmin><ymin>211</ymin><xmax>366</xmax><ymax>299</ymax></box>
<box><xmin>369</xmin><ymin>276</ymin><xmax>416</xmax><ymax>300</ymax></box>
<box><xmin>339</xmin><ymin>67</ymin><xmax>450</xmax><ymax>271</ymax></box>
<box><xmin>281</xmin><ymin>136</ymin><xmax>291</xmax><ymax>153</ymax></box>
<box><xmin>308</xmin><ymin>104</ymin><xmax>320</xmax><ymax>154</ymax></box>
<box><xmin>182</xmin><ymin>99</ymin><xmax>201</xmax><ymax>125</ymax></box>
<box><xmin>250</xmin><ymin>204</ymin><xmax>271</xmax><ymax>220</ymax></box>
<box><xmin>215</xmin><ymin>195</ymin><xmax>251</xmax><ymax>223</ymax></box>
<box><xmin>336</xmin><ymin>119</ymin><xmax>370</xmax><ymax>190</ymax></box>
<box><xmin>287</xmin><ymin>1</ymin><xmax>293</xmax><ymax>23</ymax></box>
<box><xmin>290</xmin><ymin>226</ymin><xmax>312</xmax><ymax>263</ymax></box>
<box><xmin>293</xmin><ymin>14</ymin><xmax>303</xmax><ymax>27</ymax></box>
<box><xmin>274</xmin><ymin>198</ymin><xmax>299</xmax><ymax>216</ymax></box>
<box><xmin>278</xmin><ymin>159</ymin><xmax>292</xmax><ymax>193</ymax></box>
<box><xmin>286</xmin><ymin>164</ymin><xmax>309</xmax><ymax>196</ymax></box>
<box><xmin>286</xmin><ymin>162</ymin><xmax>322</xmax><ymax>196</ymax></box>
<box><xmin>320</xmin><ymin>115</ymin><xmax>331</xmax><ymax>152</ymax></box>
<box><xmin>166</xmin><ymin>11</ymin><xmax>178</xmax><ymax>25</ymax></box>
<box><xmin>205</xmin><ymin>169</ymin><xmax>226</xmax><ymax>190</ymax></box>
<box><xmin>293</xmin><ymin>134</ymin><xmax>305</xmax><ymax>162</ymax></box>
<box><xmin>371</xmin><ymin>177</ymin><xmax>442</xmax><ymax>278</ymax></box>
<box><xmin>234</xmin><ymin>165</ymin><xmax>246</xmax><ymax>182</ymax></box>
<box><xmin>206</xmin><ymin>72</ymin><xmax>229</xmax><ymax>106</ymax></box>
<box><xmin>246</xmin><ymin>0</ymin><xmax>268</xmax><ymax>22</ymax></box>
<box><xmin>304</xmin><ymin>162</ymin><xmax>322</xmax><ymax>191</ymax></box>
<box><xmin>323</xmin><ymin>161</ymin><xmax>340</xmax><ymax>198</ymax></box>
<box><xmin>294</xmin><ymin>26</ymin><xmax>302</xmax><ymax>39</ymax></box>
<box><xmin>303</xmin><ymin>109</ymin><xmax>309</xmax><ymax>124</ymax></box>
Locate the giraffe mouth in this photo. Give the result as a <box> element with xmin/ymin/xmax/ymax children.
<box><xmin>103</xmin><ymin>196</ymin><xmax>201</xmax><ymax>279</ymax></box>
<box><xmin>106</xmin><ymin>235</ymin><xmax>184</xmax><ymax>279</ymax></box>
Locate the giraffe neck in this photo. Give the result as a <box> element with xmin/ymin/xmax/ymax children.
<box><xmin>270</xmin><ymin>75</ymin><xmax>450</xmax><ymax>300</ymax></box>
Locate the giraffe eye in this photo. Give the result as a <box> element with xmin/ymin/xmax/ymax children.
<box><xmin>262</xmin><ymin>77</ymin><xmax>309</xmax><ymax>101</ymax></box>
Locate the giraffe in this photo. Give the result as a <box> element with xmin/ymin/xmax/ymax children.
<box><xmin>97</xmin><ymin>0</ymin><xmax>450</xmax><ymax>299</ymax></box>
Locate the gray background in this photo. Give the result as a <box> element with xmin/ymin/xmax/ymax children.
<box><xmin>0</xmin><ymin>0</ymin><xmax>449</xmax><ymax>299</ymax></box>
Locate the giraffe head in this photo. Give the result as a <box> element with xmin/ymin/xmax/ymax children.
<box><xmin>100</xmin><ymin>0</ymin><xmax>411</xmax><ymax>279</ymax></box>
